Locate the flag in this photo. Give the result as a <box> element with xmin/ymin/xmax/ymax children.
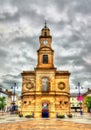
<box><xmin>77</xmin><ymin>95</ymin><xmax>82</xmax><ymax>101</ymax></box>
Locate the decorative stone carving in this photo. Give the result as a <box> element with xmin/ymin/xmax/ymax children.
<box><xmin>23</xmin><ymin>82</ymin><xmax>34</xmax><ymax>91</ymax></box>
<box><xmin>26</xmin><ymin>82</ymin><xmax>33</xmax><ymax>89</ymax></box>
<box><xmin>58</xmin><ymin>82</ymin><xmax>65</xmax><ymax>90</ymax></box>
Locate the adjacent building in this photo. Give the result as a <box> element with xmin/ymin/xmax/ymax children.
<box><xmin>70</xmin><ymin>94</ymin><xmax>81</xmax><ymax>112</ymax></box>
<box><xmin>70</xmin><ymin>89</ymin><xmax>91</xmax><ymax>113</ymax></box>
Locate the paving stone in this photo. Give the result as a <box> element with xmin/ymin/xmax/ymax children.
<box><xmin>0</xmin><ymin>119</ymin><xmax>91</xmax><ymax>130</ymax></box>
<box><xmin>0</xmin><ymin>114</ymin><xmax>91</xmax><ymax>130</ymax></box>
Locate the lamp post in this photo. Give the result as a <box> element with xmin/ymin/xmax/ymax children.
<box><xmin>11</xmin><ymin>83</ymin><xmax>18</xmax><ymax>105</ymax></box>
<box><xmin>10</xmin><ymin>83</ymin><xmax>18</xmax><ymax>114</ymax></box>
<box><xmin>76</xmin><ymin>82</ymin><xmax>83</xmax><ymax>115</ymax></box>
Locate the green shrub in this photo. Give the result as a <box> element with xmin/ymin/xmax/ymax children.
<box><xmin>67</xmin><ymin>114</ymin><xmax>72</xmax><ymax>118</ymax></box>
<box><xmin>19</xmin><ymin>114</ymin><xmax>23</xmax><ymax>117</ymax></box>
<box><xmin>58</xmin><ymin>114</ymin><xmax>65</xmax><ymax>118</ymax></box>
<box><xmin>25</xmin><ymin>115</ymin><xmax>33</xmax><ymax>118</ymax></box>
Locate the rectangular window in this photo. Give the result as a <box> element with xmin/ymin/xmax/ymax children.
<box><xmin>43</xmin><ymin>55</ymin><xmax>48</xmax><ymax>64</ymax></box>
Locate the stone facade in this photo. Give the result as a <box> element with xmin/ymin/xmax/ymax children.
<box><xmin>21</xmin><ymin>23</ymin><xmax>71</xmax><ymax>118</ymax></box>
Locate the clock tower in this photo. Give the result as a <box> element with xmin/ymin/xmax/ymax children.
<box><xmin>21</xmin><ymin>22</ymin><xmax>71</xmax><ymax>118</ymax></box>
<box><xmin>37</xmin><ymin>22</ymin><xmax>54</xmax><ymax>68</ymax></box>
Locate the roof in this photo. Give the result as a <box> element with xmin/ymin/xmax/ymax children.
<box><xmin>21</xmin><ymin>71</ymin><xmax>35</xmax><ymax>76</ymax></box>
<box><xmin>56</xmin><ymin>71</ymin><xmax>70</xmax><ymax>76</ymax></box>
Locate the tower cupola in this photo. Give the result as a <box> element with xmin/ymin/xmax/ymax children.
<box><xmin>39</xmin><ymin>21</ymin><xmax>52</xmax><ymax>48</ymax></box>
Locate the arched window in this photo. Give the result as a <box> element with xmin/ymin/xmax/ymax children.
<box><xmin>43</xmin><ymin>55</ymin><xmax>48</xmax><ymax>64</ymax></box>
<box><xmin>42</xmin><ymin>78</ymin><xmax>49</xmax><ymax>92</ymax></box>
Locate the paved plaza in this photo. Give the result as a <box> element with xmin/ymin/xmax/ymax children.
<box><xmin>0</xmin><ymin>113</ymin><xmax>91</xmax><ymax>130</ymax></box>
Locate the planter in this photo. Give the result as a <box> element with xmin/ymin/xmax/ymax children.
<box><xmin>67</xmin><ymin>114</ymin><xmax>72</xmax><ymax>118</ymax></box>
<box><xmin>25</xmin><ymin>115</ymin><xmax>33</xmax><ymax>118</ymax></box>
<box><xmin>58</xmin><ymin>115</ymin><xmax>65</xmax><ymax>118</ymax></box>
<box><xmin>19</xmin><ymin>114</ymin><xmax>23</xmax><ymax>117</ymax></box>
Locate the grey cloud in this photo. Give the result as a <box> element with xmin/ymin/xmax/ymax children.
<box><xmin>0</xmin><ymin>73</ymin><xmax>21</xmax><ymax>88</ymax></box>
<box><xmin>0</xmin><ymin>11</ymin><xmax>19</xmax><ymax>23</ymax></box>
<box><xmin>73</xmin><ymin>0</ymin><xmax>91</xmax><ymax>15</ymax></box>
<box><xmin>0</xmin><ymin>48</ymin><xmax>8</xmax><ymax>57</ymax></box>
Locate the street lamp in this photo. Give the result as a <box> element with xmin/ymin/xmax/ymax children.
<box><xmin>11</xmin><ymin>83</ymin><xmax>18</xmax><ymax>105</ymax></box>
<box><xmin>76</xmin><ymin>82</ymin><xmax>83</xmax><ymax>115</ymax></box>
<box><xmin>10</xmin><ymin>83</ymin><xmax>18</xmax><ymax>114</ymax></box>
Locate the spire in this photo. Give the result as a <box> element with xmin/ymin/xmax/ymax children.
<box><xmin>44</xmin><ymin>20</ymin><xmax>47</xmax><ymax>28</ymax></box>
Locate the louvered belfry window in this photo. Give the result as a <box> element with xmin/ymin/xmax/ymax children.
<box><xmin>43</xmin><ymin>55</ymin><xmax>48</xmax><ymax>64</ymax></box>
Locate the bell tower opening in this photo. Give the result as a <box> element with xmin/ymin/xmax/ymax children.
<box><xmin>43</xmin><ymin>55</ymin><xmax>48</xmax><ymax>64</ymax></box>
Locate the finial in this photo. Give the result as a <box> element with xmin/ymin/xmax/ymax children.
<box><xmin>44</xmin><ymin>20</ymin><xmax>47</xmax><ymax>28</ymax></box>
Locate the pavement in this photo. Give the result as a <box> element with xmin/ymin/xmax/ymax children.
<box><xmin>0</xmin><ymin>113</ymin><xmax>91</xmax><ymax>130</ymax></box>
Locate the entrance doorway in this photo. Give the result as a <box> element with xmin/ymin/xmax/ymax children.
<box><xmin>42</xmin><ymin>103</ymin><xmax>49</xmax><ymax>118</ymax></box>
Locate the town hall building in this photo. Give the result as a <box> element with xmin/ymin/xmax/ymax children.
<box><xmin>21</xmin><ymin>23</ymin><xmax>71</xmax><ymax>118</ymax></box>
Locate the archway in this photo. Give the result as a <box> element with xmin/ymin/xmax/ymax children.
<box><xmin>42</xmin><ymin>102</ymin><xmax>49</xmax><ymax>118</ymax></box>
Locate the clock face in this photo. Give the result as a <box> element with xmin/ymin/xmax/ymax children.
<box><xmin>43</xmin><ymin>40</ymin><xmax>48</xmax><ymax>45</ymax></box>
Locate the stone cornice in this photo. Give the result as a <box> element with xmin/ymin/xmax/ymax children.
<box><xmin>56</xmin><ymin>71</ymin><xmax>71</xmax><ymax>76</ymax></box>
<box><xmin>21</xmin><ymin>71</ymin><xmax>35</xmax><ymax>76</ymax></box>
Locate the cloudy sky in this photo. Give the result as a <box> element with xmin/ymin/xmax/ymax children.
<box><xmin>0</xmin><ymin>0</ymin><xmax>91</xmax><ymax>95</ymax></box>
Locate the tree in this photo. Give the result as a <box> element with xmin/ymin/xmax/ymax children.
<box><xmin>0</xmin><ymin>96</ymin><xmax>6</xmax><ymax>115</ymax></box>
<box><xmin>85</xmin><ymin>96</ymin><xmax>91</xmax><ymax>113</ymax></box>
